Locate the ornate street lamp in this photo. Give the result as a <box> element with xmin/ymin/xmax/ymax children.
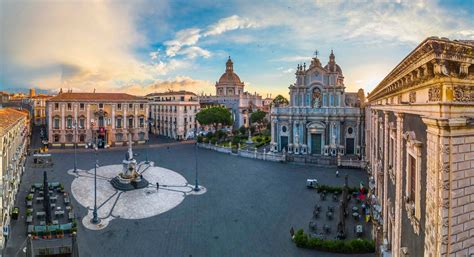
<box><xmin>91</xmin><ymin>145</ymin><xmax>100</xmax><ymax>224</ymax></box>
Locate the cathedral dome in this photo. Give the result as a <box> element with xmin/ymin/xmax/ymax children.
<box><xmin>219</xmin><ymin>72</ymin><xmax>242</xmax><ymax>84</ymax></box>
<box><xmin>324</xmin><ymin>50</ymin><xmax>343</xmax><ymax>74</ymax></box>
<box><xmin>218</xmin><ymin>57</ymin><xmax>243</xmax><ymax>84</ymax></box>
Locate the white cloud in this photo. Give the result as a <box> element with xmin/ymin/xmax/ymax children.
<box><xmin>164</xmin><ymin>28</ymin><xmax>201</xmax><ymax>57</ymax></box>
<box><xmin>0</xmin><ymin>0</ymin><xmax>165</xmax><ymax>90</ymax></box>
<box><xmin>203</xmin><ymin>15</ymin><xmax>258</xmax><ymax>36</ymax></box>
<box><xmin>149</xmin><ymin>50</ymin><xmax>159</xmax><ymax>60</ymax></box>
<box><xmin>282</xmin><ymin>68</ymin><xmax>294</xmax><ymax>74</ymax></box>
<box><xmin>178</xmin><ymin>46</ymin><xmax>211</xmax><ymax>59</ymax></box>
<box><xmin>117</xmin><ymin>76</ymin><xmax>213</xmax><ymax>96</ymax></box>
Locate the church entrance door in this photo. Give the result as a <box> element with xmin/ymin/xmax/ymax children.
<box><xmin>311</xmin><ymin>133</ymin><xmax>322</xmax><ymax>154</ymax></box>
<box><xmin>280</xmin><ymin>136</ymin><xmax>288</xmax><ymax>151</ymax></box>
<box><xmin>346</xmin><ymin>138</ymin><xmax>354</xmax><ymax>154</ymax></box>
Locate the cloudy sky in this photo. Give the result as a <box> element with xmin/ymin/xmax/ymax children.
<box><xmin>1</xmin><ymin>0</ymin><xmax>473</xmax><ymax>97</ymax></box>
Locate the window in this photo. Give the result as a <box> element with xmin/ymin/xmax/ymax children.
<box><xmin>99</xmin><ymin>103</ymin><xmax>104</xmax><ymax>109</ymax></box>
<box><xmin>138</xmin><ymin>132</ymin><xmax>145</xmax><ymax>140</ymax></box>
<box><xmin>329</xmin><ymin>94</ymin><xmax>334</xmax><ymax>106</ymax></box>
<box><xmin>54</xmin><ymin>134</ymin><xmax>60</xmax><ymax>142</ymax></box>
<box><xmin>98</xmin><ymin>116</ymin><xmax>104</xmax><ymax>127</ymax></box>
<box><xmin>116</xmin><ymin>117</ymin><xmax>122</xmax><ymax>128</ymax></box>
<box><xmin>117</xmin><ymin>104</ymin><xmax>122</xmax><ymax>110</ymax></box>
<box><xmin>54</xmin><ymin>117</ymin><xmax>60</xmax><ymax>129</ymax></box>
<box><xmin>139</xmin><ymin>104</ymin><xmax>144</xmax><ymax>110</ymax></box>
<box><xmin>54</xmin><ymin>103</ymin><xmax>59</xmax><ymax>110</ymax></box>
<box><xmin>409</xmin><ymin>155</ymin><xmax>416</xmax><ymax>202</ymax></box>
<box><xmin>129</xmin><ymin>103</ymin><xmax>133</xmax><ymax>109</ymax></box>
<box><xmin>66</xmin><ymin>134</ymin><xmax>73</xmax><ymax>142</ymax></box>
<box><xmin>66</xmin><ymin>116</ymin><xmax>73</xmax><ymax>129</ymax></box>
<box><xmin>128</xmin><ymin>117</ymin><xmax>134</xmax><ymax>128</ymax></box>
<box><xmin>116</xmin><ymin>133</ymin><xmax>123</xmax><ymax>141</ymax></box>
<box><xmin>79</xmin><ymin>117</ymin><xmax>85</xmax><ymax>129</ymax></box>
<box><xmin>79</xmin><ymin>134</ymin><xmax>85</xmax><ymax>142</ymax></box>
<box><xmin>67</xmin><ymin>103</ymin><xmax>72</xmax><ymax>110</ymax></box>
<box><xmin>404</xmin><ymin>131</ymin><xmax>422</xmax><ymax>234</ymax></box>
<box><xmin>181</xmin><ymin>96</ymin><xmax>184</xmax><ymax>101</ymax></box>
<box><xmin>139</xmin><ymin>117</ymin><xmax>144</xmax><ymax>128</ymax></box>
<box><xmin>347</xmin><ymin>127</ymin><xmax>353</xmax><ymax>135</ymax></box>
<box><xmin>80</xmin><ymin>103</ymin><xmax>85</xmax><ymax>110</ymax></box>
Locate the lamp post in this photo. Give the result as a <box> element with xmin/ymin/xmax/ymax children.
<box><xmin>194</xmin><ymin>142</ymin><xmax>200</xmax><ymax>192</ymax></box>
<box><xmin>145</xmin><ymin>139</ymin><xmax>150</xmax><ymax>164</ymax></box>
<box><xmin>91</xmin><ymin>145</ymin><xmax>100</xmax><ymax>224</ymax></box>
<box><xmin>73</xmin><ymin>120</ymin><xmax>77</xmax><ymax>173</ymax></box>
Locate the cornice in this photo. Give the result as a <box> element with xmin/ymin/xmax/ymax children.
<box><xmin>368</xmin><ymin>37</ymin><xmax>474</xmax><ymax>102</ymax></box>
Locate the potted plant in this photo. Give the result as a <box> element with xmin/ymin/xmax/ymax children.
<box><xmin>31</xmin><ymin>231</ymin><xmax>38</xmax><ymax>240</ymax></box>
<box><xmin>56</xmin><ymin>229</ymin><xmax>64</xmax><ymax>238</ymax></box>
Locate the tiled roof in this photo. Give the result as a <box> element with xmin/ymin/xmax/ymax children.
<box><xmin>146</xmin><ymin>90</ymin><xmax>197</xmax><ymax>97</ymax></box>
<box><xmin>0</xmin><ymin>108</ymin><xmax>28</xmax><ymax>137</ymax></box>
<box><xmin>48</xmin><ymin>92</ymin><xmax>146</xmax><ymax>102</ymax></box>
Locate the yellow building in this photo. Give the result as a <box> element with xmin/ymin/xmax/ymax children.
<box><xmin>0</xmin><ymin>108</ymin><xmax>30</xmax><ymax>249</ymax></box>
<box><xmin>47</xmin><ymin>92</ymin><xmax>149</xmax><ymax>148</ymax></box>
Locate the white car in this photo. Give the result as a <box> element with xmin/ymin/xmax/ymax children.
<box><xmin>306</xmin><ymin>179</ymin><xmax>318</xmax><ymax>188</ymax></box>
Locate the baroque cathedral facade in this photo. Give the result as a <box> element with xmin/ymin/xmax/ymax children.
<box><xmin>270</xmin><ymin>51</ymin><xmax>365</xmax><ymax>160</ymax></box>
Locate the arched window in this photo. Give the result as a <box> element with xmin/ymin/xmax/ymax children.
<box><xmin>53</xmin><ymin>116</ymin><xmax>60</xmax><ymax>129</ymax></box>
<box><xmin>79</xmin><ymin>134</ymin><xmax>85</xmax><ymax>142</ymax></box>
<box><xmin>116</xmin><ymin>116</ymin><xmax>123</xmax><ymax>128</ymax></box>
<box><xmin>78</xmin><ymin>116</ymin><xmax>85</xmax><ymax>129</ymax></box>
<box><xmin>54</xmin><ymin>134</ymin><xmax>60</xmax><ymax>142</ymax></box>
<box><xmin>138</xmin><ymin>132</ymin><xmax>145</xmax><ymax>140</ymax></box>
<box><xmin>66</xmin><ymin>134</ymin><xmax>73</xmax><ymax>142</ymax></box>
<box><xmin>66</xmin><ymin>116</ymin><xmax>73</xmax><ymax>129</ymax></box>
<box><xmin>128</xmin><ymin>116</ymin><xmax>134</xmax><ymax>128</ymax></box>
<box><xmin>116</xmin><ymin>133</ymin><xmax>123</xmax><ymax>141</ymax></box>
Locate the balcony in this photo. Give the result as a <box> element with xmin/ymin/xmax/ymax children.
<box><xmin>271</xmin><ymin>106</ymin><xmax>361</xmax><ymax>116</ymax></box>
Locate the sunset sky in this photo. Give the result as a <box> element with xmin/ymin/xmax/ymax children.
<box><xmin>1</xmin><ymin>0</ymin><xmax>473</xmax><ymax>97</ymax></box>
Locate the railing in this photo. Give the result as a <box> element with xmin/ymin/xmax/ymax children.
<box><xmin>271</xmin><ymin>107</ymin><xmax>361</xmax><ymax>116</ymax></box>
<box><xmin>197</xmin><ymin>143</ymin><xmax>286</xmax><ymax>162</ymax></box>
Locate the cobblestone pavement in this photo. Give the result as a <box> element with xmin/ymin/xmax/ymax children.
<box><xmin>5</xmin><ymin>134</ymin><xmax>372</xmax><ymax>257</ymax></box>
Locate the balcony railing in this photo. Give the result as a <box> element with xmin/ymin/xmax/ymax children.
<box><xmin>271</xmin><ymin>107</ymin><xmax>361</xmax><ymax>116</ymax></box>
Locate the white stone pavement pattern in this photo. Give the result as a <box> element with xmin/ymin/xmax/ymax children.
<box><xmin>69</xmin><ymin>162</ymin><xmax>206</xmax><ymax>230</ymax></box>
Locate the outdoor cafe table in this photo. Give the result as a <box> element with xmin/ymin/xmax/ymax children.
<box><xmin>36</xmin><ymin>211</ymin><xmax>45</xmax><ymax>217</ymax></box>
<box><xmin>26</xmin><ymin>216</ymin><xmax>33</xmax><ymax>224</ymax></box>
<box><xmin>352</xmin><ymin>206</ymin><xmax>359</xmax><ymax>212</ymax></box>
<box><xmin>26</xmin><ymin>201</ymin><xmax>32</xmax><ymax>207</ymax></box>
<box><xmin>68</xmin><ymin>212</ymin><xmax>74</xmax><ymax>220</ymax></box>
<box><xmin>64</xmin><ymin>197</ymin><xmax>70</xmax><ymax>205</ymax></box>
<box><xmin>50</xmin><ymin>196</ymin><xmax>58</xmax><ymax>202</ymax></box>
<box><xmin>36</xmin><ymin>197</ymin><xmax>44</xmax><ymax>203</ymax></box>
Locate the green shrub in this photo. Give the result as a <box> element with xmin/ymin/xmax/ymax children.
<box><xmin>231</xmin><ymin>137</ymin><xmax>241</xmax><ymax>146</ymax></box>
<box><xmin>316</xmin><ymin>184</ymin><xmax>359</xmax><ymax>194</ymax></box>
<box><xmin>292</xmin><ymin>229</ymin><xmax>375</xmax><ymax>253</ymax></box>
<box><xmin>206</xmin><ymin>132</ymin><xmax>214</xmax><ymax>139</ymax></box>
<box><xmin>197</xmin><ymin>136</ymin><xmax>204</xmax><ymax>143</ymax></box>
<box><xmin>255</xmin><ymin>137</ymin><xmax>262</xmax><ymax>143</ymax></box>
<box><xmin>210</xmin><ymin>137</ymin><xmax>218</xmax><ymax>144</ymax></box>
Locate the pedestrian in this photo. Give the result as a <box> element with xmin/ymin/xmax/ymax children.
<box><xmin>156</xmin><ymin>182</ymin><xmax>160</xmax><ymax>189</ymax></box>
<box><xmin>290</xmin><ymin>227</ymin><xmax>295</xmax><ymax>239</ymax></box>
<box><xmin>336</xmin><ymin>170</ymin><xmax>339</xmax><ymax>177</ymax></box>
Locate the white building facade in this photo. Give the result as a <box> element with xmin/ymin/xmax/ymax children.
<box><xmin>271</xmin><ymin>51</ymin><xmax>365</xmax><ymax>160</ymax></box>
<box><xmin>200</xmin><ymin>57</ymin><xmax>263</xmax><ymax>128</ymax></box>
<box><xmin>147</xmin><ymin>91</ymin><xmax>200</xmax><ymax>140</ymax></box>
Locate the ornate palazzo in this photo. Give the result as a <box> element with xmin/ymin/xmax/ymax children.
<box><xmin>366</xmin><ymin>37</ymin><xmax>474</xmax><ymax>257</ymax></box>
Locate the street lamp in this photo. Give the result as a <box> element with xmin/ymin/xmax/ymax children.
<box><xmin>91</xmin><ymin>144</ymin><xmax>100</xmax><ymax>224</ymax></box>
<box><xmin>194</xmin><ymin>142</ymin><xmax>200</xmax><ymax>192</ymax></box>
<box><xmin>73</xmin><ymin>120</ymin><xmax>77</xmax><ymax>173</ymax></box>
<box><xmin>145</xmin><ymin>139</ymin><xmax>150</xmax><ymax>164</ymax></box>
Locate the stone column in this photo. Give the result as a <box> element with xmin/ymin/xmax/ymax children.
<box><xmin>383</xmin><ymin>111</ymin><xmax>389</xmax><ymax>240</ymax></box>
<box><xmin>48</xmin><ymin>104</ymin><xmax>53</xmax><ymax>143</ymax></box>
<box><xmin>393</xmin><ymin>112</ymin><xmax>404</xmax><ymax>257</ymax></box>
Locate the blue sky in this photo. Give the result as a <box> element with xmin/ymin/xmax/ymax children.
<box><xmin>1</xmin><ymin>0</ymin><xmax>473</xmax><ymax>97</ymax></box>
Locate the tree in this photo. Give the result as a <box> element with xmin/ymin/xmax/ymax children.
<box><xmin>272</xmin><ymin>95</ymin><xmax>289</xmax><ymax>107</ymax></box>
<box><xmin>250</xmin><ymin>110</ymin><xmax>267</xmax><ymax>124</ymax></box>
<box><xmin>196</xmin><ymin>106</ymin><xmax>233</xmax><ymax>131</ymax></box>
